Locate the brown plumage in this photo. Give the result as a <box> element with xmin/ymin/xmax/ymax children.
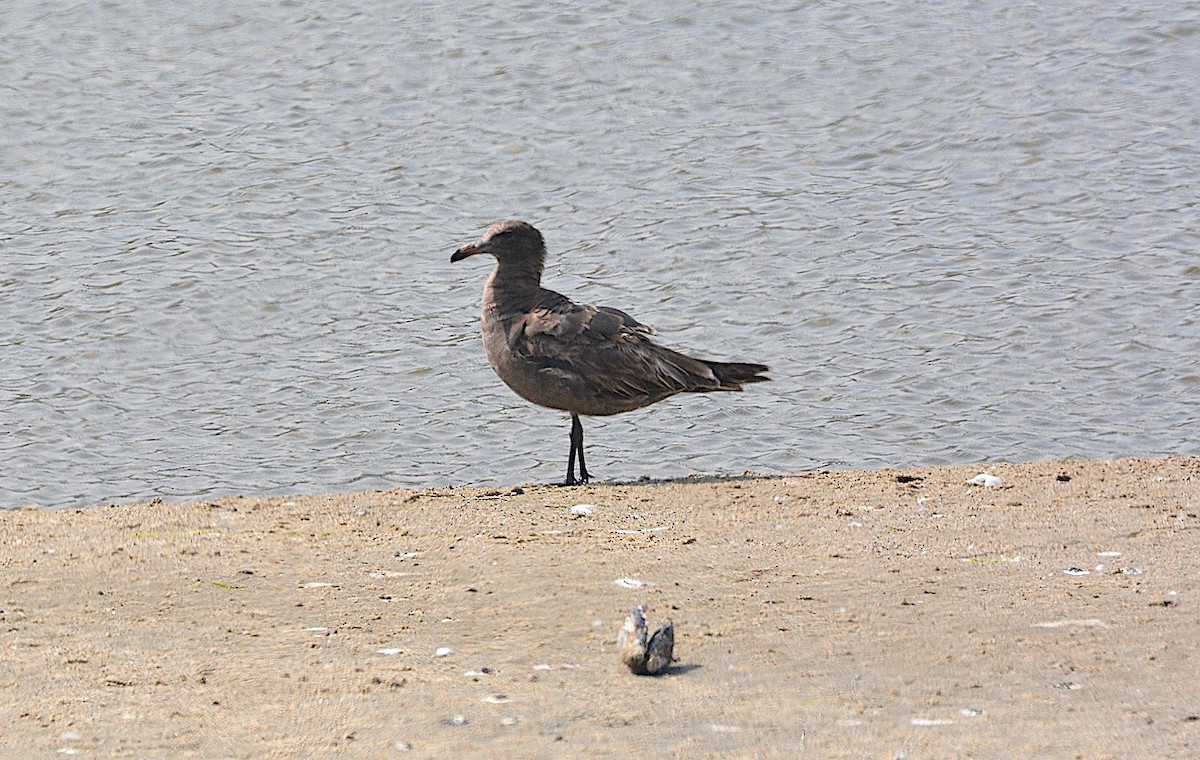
<box><xmin>451</xmin><ymin>220</ymin><xmax>770</xmax><ymax>485</ymax></box>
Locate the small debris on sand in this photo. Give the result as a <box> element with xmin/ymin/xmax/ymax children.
<box><xmin>618</xmin><ymin>606</ymin><xmax>674</xmax><ymax>676</ymax></box>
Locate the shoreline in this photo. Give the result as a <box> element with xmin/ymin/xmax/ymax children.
<box><xmin>2</xmin><ymin>456</ymin><xmax>1198</xmax><ymax>757</ymax></box>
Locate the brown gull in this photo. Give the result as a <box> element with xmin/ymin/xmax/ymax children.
<box><xmin>451</xmin><ymin>220</ymin><xmax>770</xmax><ymax>485</ymax></box>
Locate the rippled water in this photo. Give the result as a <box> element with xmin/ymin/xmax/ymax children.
<box><xmin>2</xmin><ymin>1</ymin><xmax>1197</xmax><ymax>507</ymax></box>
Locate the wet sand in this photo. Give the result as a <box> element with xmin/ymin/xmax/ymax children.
<box><xmin>2</xmin><ymin>456</ymin><xmax>1198</xmax><ymax>758</ymax></box>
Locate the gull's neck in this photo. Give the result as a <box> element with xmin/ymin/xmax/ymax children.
<box><xmin>483</xmin><ymin>256</ymin><xmax>544</xmax><ymax>313</ymax></box>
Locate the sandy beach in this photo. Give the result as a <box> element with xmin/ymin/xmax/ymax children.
<box><xmin>2</xmin><ymin>456</ymin><xmax>1197</xmax><ymax>758</ymax></box>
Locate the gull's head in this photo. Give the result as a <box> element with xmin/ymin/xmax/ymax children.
<box><xmin>451</xmin><ymin>220</ymin><xmax>545</xmax><ymax>264</ymax></box>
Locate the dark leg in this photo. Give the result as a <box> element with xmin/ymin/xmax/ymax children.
<box><xmin>574</xmin><ymin>414</ymin><xmax>590</xmax><ymax>483</ymax></box>
<box><xmin>564</xmin><ymin>417</ymin><xmax>578</xmax><ymax>486</ymax></box>
<box><xmin>562</xmin><ymin>413</ymin><xmax>591</xmax><ymax>486</ymax></box>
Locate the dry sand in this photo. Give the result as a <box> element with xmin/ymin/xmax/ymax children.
<box><xmin>2</xmin><ymin>457</ymin><xmax>1198</xmax><ymax>758</ymax></box>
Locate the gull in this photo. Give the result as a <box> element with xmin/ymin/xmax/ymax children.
<box><xmin>451</xmin><ymin>220</ymin><xmax>770</xmax><ymax>485</ymax></box>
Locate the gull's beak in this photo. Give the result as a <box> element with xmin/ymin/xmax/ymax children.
<box><xmin>450</xmin><ymin>242</ymin><xmax>485</xmax><ymax>263</ymax></box>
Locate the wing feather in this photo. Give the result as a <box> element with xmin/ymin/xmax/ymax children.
<box><xmin>514</xmin><ymin>288</ymin><xmax>720</xmax><ymax>407</ymax></box>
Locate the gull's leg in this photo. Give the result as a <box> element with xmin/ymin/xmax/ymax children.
<box><xmin>561</xmin><ymin>413</ymin><xmax>590</xmax><ymax>486</ymax></box>
<box><xmin>574</xmin><ymin>413</ymin><xmax>590</xmax><ymax>483</ymax></box>
<box><xmin>564</xmin><ymin>416</ymin><xmax>579</xmax><ymax>486</ymax></box>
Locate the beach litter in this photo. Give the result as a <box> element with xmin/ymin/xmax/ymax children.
<box><xmin>1031</xmin><ymin>619</ymin><xmax>1106</xmax><ymax>628</ymax></box>
<box><xmin>966</xmin><ymin>472</ymin><xmax>1003</xmax><ymax>488</ymax></box>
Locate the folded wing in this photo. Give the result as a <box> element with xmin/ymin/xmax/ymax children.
<box><xmin>514</xmin><ymin>289</ymin><xmax>765</xmax><ymax>414</ymax></box>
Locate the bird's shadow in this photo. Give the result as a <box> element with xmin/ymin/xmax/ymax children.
<box><xmin>604</xmin><ymin>471</ymin><xmax>803</xmax><ymax>487</ymax></box>
<box><xmin>661</xmin><ymin>662</ymin><xmax>702</xmax><ymax>676</ymax></box>
<box><xmin>506</xmin><ymin>470</ymin><xmax>815</xmax><ymax>492</ymax></box>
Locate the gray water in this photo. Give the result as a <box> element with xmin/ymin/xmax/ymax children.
<box><xmin>2</xmin><ymin>1</ymin><xmax>1197</xmax><ymax>508</ymax></box>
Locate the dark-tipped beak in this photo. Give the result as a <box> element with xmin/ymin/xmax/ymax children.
<box><xmin>450</xmin><ymin>243</ymin><xmax>483</xmax><ymax>263</ymax></box>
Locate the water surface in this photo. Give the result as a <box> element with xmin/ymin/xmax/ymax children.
<box><xmin>2</xmin><ymin>1</ymin><xmax>1197</xmax><ymax>507</ymax></box>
